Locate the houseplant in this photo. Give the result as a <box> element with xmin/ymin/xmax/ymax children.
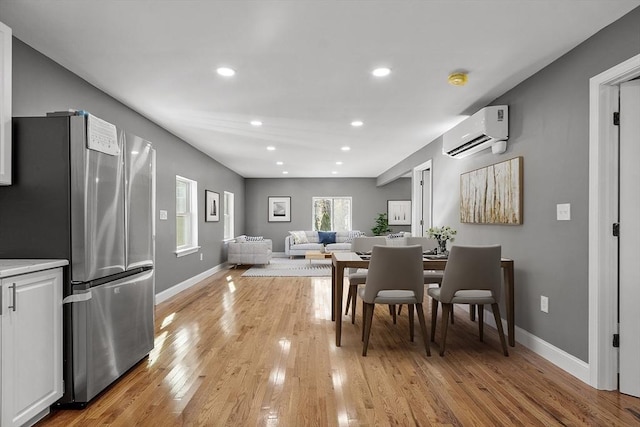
<box><xmin>371</xmin><ymin>213</ymin><xmax>391</xmax><ymax>236</ymax></box>
<box><xmin>426</xmin><ymin>225</ymin><xmax>457</xmax><ymax>255</ymax></box>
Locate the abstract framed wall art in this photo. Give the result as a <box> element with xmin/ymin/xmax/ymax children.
<box><xmin>268</xmin><ymin>196</ymin><xmax>291</xmax><ymax>222</ymax></box>
<box><xmin>387</xmin><ymin>200</ymin><xmax>411</xmax><ymax>226</ymax></box>
<box><xmin>205</xmin><ymin>190</ymin><xmax>220</xmax><ymax>222</ymax></box>
<box><xmin>460</xmin><ymin>156</ymin><xmax>523</xmax><ymax>225</ymax></box>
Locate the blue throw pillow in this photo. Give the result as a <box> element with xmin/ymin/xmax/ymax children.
<box><xmin>318</xmin><ymin>231</ymin><xmax>336</xmax><ymax>244</ymax></box>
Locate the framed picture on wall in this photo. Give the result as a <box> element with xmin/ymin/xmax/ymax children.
<box><xmin>388</xmin><ymin>200</ymin><xmax>411</xmax><ymax>225</ymax></box>
<box><xmin>460</xmin><ymin>156</ymin><xmax>523</xmax><ymax>225</ymax></box>
<box><xmin>268</xmin><ymin>196</ymin><xmax>291</xmax><ymax>222</ymax></box>
<box><xmin>205</xmin><ymin>190</ymin><xmax>220</xmax><ymax>222</ymax></box>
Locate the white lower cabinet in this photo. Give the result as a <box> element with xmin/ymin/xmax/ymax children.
<box><xmin>1</xmin><ymin>267</ymin><xmax>63</xmax><ymax>427</ymax></box>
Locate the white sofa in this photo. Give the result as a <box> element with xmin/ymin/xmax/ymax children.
<box><xmin>285</xmin><ymin>231</ymin><xmax>361</xmax><ymax>257</ymax></box>
<box><xmin>284</xmin><ymin>230</ymin><xmax>412</xmax><ymax>257</ymax></box>
<box><xmin>228</xmin><ymin>236</ymin><xmax>273</xmax><ymax>266</ymax></box>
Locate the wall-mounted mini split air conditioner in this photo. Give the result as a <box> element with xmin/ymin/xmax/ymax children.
<box><xmin>442</xmin><ymin>105</ymin><xmax>509</xmax><ymax>158</ymax></box>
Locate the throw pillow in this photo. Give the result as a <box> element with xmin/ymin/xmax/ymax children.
<box><xmin>245</xmin><ymin>236</ymin><xmax>264</xmax><ymax>242</ymax></box>
<box><xmin>318</xmin><ymin>231</ymin><xmax>336</xmax><ymax>244</ymax></box>
<box><xmin>387</xmin><ymin>232</ymin><xmax>404</xmax><ymax>239</ymax></box>
<box><xmin>345</xmin><ymin>230</ymin><xmax>365</xmax><ymax>243</ymax></box>
<box><xmin>289</xmin><ymin>230</ymin><xmax>308</xmax><ymax>244</ymax></box>
<box><xmin>235</xmin><ymin>235</ymin><xmax>247</xmax><ymax>243</ymax></box>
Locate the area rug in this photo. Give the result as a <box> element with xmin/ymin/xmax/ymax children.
<box><xmin>241</xmin><ymin>257</ymin><xmax>332</xmax><ymax>277</ymax></box>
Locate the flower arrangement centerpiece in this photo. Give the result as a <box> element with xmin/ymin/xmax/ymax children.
<box><xmin>426</xmin><ymin>226</ymin><xmax>457</xmax><ymax>255</ymax></box>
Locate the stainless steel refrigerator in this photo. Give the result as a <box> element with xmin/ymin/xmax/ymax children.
<box><xmin>0</xmin><ymin>111</ymin><xmax>155</xmax><ymax>406</ymax></box>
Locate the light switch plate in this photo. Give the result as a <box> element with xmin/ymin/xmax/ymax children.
<box><xmin>557</xmin><ymin>203</ymin><xmax>571</xmax><ymax>221</ymax></box>
<box><xmin>159</xmin><ymin>210</ymin><xmax>168</xmax><ymax>220</ymax></box>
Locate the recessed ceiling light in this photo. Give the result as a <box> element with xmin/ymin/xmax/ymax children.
<box><xmin>276</xmin><ymin>161</ymin><xmax>284</xmax><ymax>165</ymax></box>
<box><xmin>351</xmin><ymin>120</ymin><xmax>364</xmax><ymax>127</ymax></box>
<box><xmin>336</xmin><ymin>161</ymin><xmax>343</xmax><ymax>165</ymax></box>
<box><xmin>216</xmin><ymin>67</ymin><xmax>236</xmax><ymax>77</ymax></box>
<box><xmin>267</xmin><ymin>146</ymin><xmax>276</xmax><ymax>151</ymax></box>
<box><xmin>250</xmin><ymin>120</ymin><xmax>263</xmax><ymax>126</ymax></box>
<box><xmin>341</xmin><ymin>146</ymin><xmax>351</xmax><ymax>151</ymax></box>
<box><xmin>282</xmin><ymin>171</ymin><xmax>289</xmax><ymax>175</ymax></box>
<box><xmin>372</xmin><ymin>67</ymin><xmax>391</xmax><ymax>77</ymax></box>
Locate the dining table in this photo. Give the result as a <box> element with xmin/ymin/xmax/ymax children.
<box><xmin>331</xmin><ymin>251</ymin><xmax>516</xmax><ymax>347</ymax></box>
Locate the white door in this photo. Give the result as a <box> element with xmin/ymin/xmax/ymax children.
<box><xmin>421</xmin><ymin>168</ymin><xmax>432</xmax><ymax>235</ymax></box>
<box><xmin>619</xmin><ymin>79</ymin><xmax>640</xmax><ymax>397</ymax></box>
<box><xmin>411</xmin><ymin>160</ymin><xmax>432</xmax><ymax>237</ymax></box>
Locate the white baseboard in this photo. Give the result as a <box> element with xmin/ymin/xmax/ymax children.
<box><xmin>460</xmin><ymin>305</ymin><xmax>590</xmax><ymax>385</ymax></box>
<box><xmin>155</xmin><ymin>263</ymin><xmax>229</xmax><ymax>305</ymax></box>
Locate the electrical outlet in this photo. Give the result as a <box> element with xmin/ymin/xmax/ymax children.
<box><xmin>541</xmin><ymin>295</ymin><xmax>549</xmax><ymax>313</ymax></box>
<box><xmin>159</xmin><ymin>210</ymin><xmax>168</xmax><ymax>220</ymax></box>
<box><xmin>200</xmin><ymin>253</ymin><xmax>203</xmax><ymax>261</ymax></box>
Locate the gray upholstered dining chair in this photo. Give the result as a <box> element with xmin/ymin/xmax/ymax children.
<box><xmin>345</xmin><ymin>236</ymin><xmax>387</xmax><ymax>323</ymax></box>
<box><xmin>358</xmin><ymin>245</ymin><xmax>430</xmax><ymax>357</ymax></box>
<box><xmin>428</xmin><ymin>244</ymin><xmax>508</xmax><ymax>357</ymax></box>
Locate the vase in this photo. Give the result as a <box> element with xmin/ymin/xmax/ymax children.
<box><xmin>437</xmin><ymin>239</ymin><xmax>448</xmax><ymax>255</ymax></box>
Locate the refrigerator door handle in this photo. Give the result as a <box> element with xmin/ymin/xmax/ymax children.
<box><xmin>62</xmin><ymin>290</ymin><xmax>92</xmax><ymax>305</ymax></box>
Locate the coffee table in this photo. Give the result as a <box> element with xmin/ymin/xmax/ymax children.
<box><xmin>305</xmin><ymin>250</ymin><xmax>332</xmax><ymax>264</ymax></box>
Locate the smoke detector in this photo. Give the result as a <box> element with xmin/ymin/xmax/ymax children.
<box><xmin>448</xmin><ymin>72</ymin><xmax>468</xmax><ymax>86</ymax></box>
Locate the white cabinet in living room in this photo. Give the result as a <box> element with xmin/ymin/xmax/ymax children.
<box><xmin>1</xmin><ymin>262</ymin><xmax>65</xmax><ymax>427</ymax></box>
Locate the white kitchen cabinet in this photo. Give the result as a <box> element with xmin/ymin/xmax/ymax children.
<box><xmin>0</xmin><ymin>261</ymin><xmax>66</xmax><ymax>427</ymax></box>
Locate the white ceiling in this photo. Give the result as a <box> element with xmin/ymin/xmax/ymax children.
<box><xmin>1</xmin><ymin>1</ymin><xmax>638</xmax><ymax>178</ymax></box>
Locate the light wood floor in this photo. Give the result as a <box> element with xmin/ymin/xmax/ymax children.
<box><xmin>37</xmin><ymin>267</ymin><xmax>640</xmax><ymax>426</ymax></box>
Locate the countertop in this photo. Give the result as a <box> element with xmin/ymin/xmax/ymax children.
<box><xmin>0</xmin><ymin>259</ymin><xmax>69</xmax><ymax>278</ymax></box>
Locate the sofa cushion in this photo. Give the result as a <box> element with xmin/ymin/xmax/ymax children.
<box><xmin>318</xmin><ymin>231</ymin><xmax>336</xmax><ymax>244</ymax></box>
<box><xmin>289</xmin><ymin>230</ymin><xmax>309</xmax><ymax>244</ymax></box>
<box><xmin>291</xmin><ymin>243</ymin><xmax>324</xmax><ymax>251</ymax></box>
<box><xmin>326</xmin><ymin>242</ymin><xmax>351</xmax><ymax>251</ymax></box>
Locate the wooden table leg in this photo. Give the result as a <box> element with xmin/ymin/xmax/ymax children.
<box><xmin>504</xmin><ymin>265</ymin><xmax>515</xmax><ymax>347</ymax></box>
<box><xmin>331</xmin><ymin>264</ymin><xmax>336</xmax><ymax>321</ymax></box>
<box><xmin>334</xmin><ymin>263</ymin><xmax>344</xmax><ymax>347</ymax></box>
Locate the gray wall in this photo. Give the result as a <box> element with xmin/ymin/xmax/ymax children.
<box><xmin>11</xmin><ymin>38</ymin><xmax>245</xmax><ymax>294</ymax></box>
<box><xmin>379</xmin><ymin>7</ymin><xmax>640</xmax><ymax>362</ymax></box>
<box><xmin>245</xmin><ymin>178</ymin><xmax>411</xmax><ymax>252</ymax></box>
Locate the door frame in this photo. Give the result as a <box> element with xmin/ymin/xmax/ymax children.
<box><xmin>411</xmin><ymin>159</ymin><xmax>432</xmax><ymax>237</ymax></box>
<box><xmin>589</xmin><ymin>53</ymin><xmax>640</xmax><ymax>390</ymax></box>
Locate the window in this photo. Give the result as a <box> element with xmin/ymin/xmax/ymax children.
<box><xmin>175</xmin><ymin>175</ymin><xmax>199</xmax><ymax>256</ymax></box>
<box><xmin>224</xmin><ymin>191</ymin><xmax>234</xmax><ymax>240</ymax></box>
<box><xmin>312</xmin><ymin>197</ymin><xmax>352</xmax><ymax>231</ymax></box>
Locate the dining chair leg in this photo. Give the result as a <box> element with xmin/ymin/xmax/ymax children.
<box><xmin>361</xmin><ymin>300</ymin><xmax>366</xmax><ymax>341</ymax></box>
<box><xmin>439</xmin><ymin>303</ymin><xmax>452</xmax><ymax>356</ymax></box>
<box><xmin>478</xmin><ymin>304</ymin><xmax>484</xmax><ymax>342</ymax></box>
<box><xmin>350</xmin><ymin>287</ymin><xmax>357</xmax><ymax>324</ymax></box>
<box><xmin>397</xmin><ymin>304</ymin><xmax>403</xmax><ymax>315</ymax></box>
<box><xmin>491</xmin><ymin>303</ymin><xmax>509</xmax><ymax>356</ymax></box>
<box><xmin>416</xmin><ymin>303</ymin><xmax>431</xmax><ymax>357</ymax></box>
<box><xmin>430</xmin><ymin>298</ymin><xmax>438</xmax><ymax>342</ymax></box>
<box><xmin>362</xmin><ymin>303</ymin><xmax>375</xmax><ymax>356</ymax></box>
<box><xmin>345</xmin><ymin>286</ymin><xmax>353</xmax><ymax>315</ymax></box>
<box><xmin>408</xmin><ymin>304</ymin><xmax>415</xmax><ymax>342</ymax></box>
<box><xmin>451</xmin><ymin>305</ymin><xmax>455</xmax><ymax>324</ymax></box>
